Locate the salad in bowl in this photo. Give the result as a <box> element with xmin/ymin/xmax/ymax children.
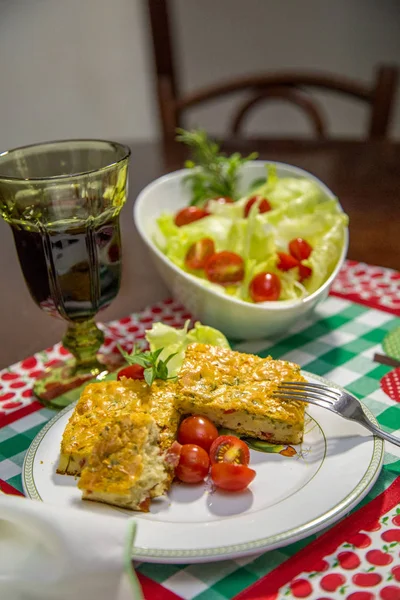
<box><xmin>134</xmin><ymin>130</ymin><xmax>349</xmax><ymax>339</ymax></box>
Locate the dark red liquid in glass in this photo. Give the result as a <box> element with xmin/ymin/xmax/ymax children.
<box><xmin>11</xmin><ymin>215</ymin><xmax>122</xmax><ymax>322</ymax></box>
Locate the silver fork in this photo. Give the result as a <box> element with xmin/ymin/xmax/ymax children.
<box><xmin>273</xmin><ymin>381</ymin><xmax>400</xmax><ymax>447</ymax></box>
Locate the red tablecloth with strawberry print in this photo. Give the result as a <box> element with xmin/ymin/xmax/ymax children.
<box><xmin>1</xmin><ymin>259</ymin><xmax>400</xmax><ymax>600</ymax></box>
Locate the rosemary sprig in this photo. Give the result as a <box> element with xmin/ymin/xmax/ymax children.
<box><xmin>176</xmin><ymin>128</ymin><xmax>258</xmax><ymax>206</ymax></box>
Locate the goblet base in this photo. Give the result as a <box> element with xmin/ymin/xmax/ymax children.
<box><xmin>33</xmin><ymin>354</ymin><xmax>125</xmax><ymax>409</ymax></box>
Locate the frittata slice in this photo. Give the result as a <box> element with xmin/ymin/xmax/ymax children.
<box><xmin>57</xmin><ymin>380</ymin><xmax>140</xmax><ymax>475</ymax></box>
<box><xmin>57</xmin><ymin>378</ymin><xmax>180</xmax><ymax>476</ymax></box>
<box><xmin>177</xmin><ymin>343</ymin><xmax>306</xmax><ymax>445</ymax></box>
<box><xmin>78</xmin><ymin>412</ymin><xmax>169</xmax><ymax>512</ymax></box>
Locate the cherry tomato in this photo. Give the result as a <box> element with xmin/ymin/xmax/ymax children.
<box><xmin>175</xmin><ymin>444</ymin><xmax>210</xmax><ymax>483</ymax></box>
<box><xmin>298</xmin><ymin>263</ymin><xmax>312</xmax><ymax>282</ymax></box>
<box><xmin>277</xmin><ymin>252</ymin><xmax>299</xmax><ymax>271</ymax></box>
<box><xmin>117</xmin><ymin>364</ymin><xmax>145</xmax><ymax>380</ymax></box>
<box><xmin>204</xmin><ymin>251</ymin><xmax>244</xmax><ymax>285</ymax></box>
<box><xmin>178</xmin><ymin>415</ymin><xmax>219</xmax><ymax>452</ymax></box>
<box><xmin>205</xmin><ymin>196</ymin><xmax>234</xmax><ymax>210</ymax></box>
<box><xmin>244</xmin><ymin>196</ymin><xmax>271</xmax><ymax>217</ymax></box>
<box><xmin>288</xmin><ymin>238</ymin><xmax>313</xmax><ymax>261</ymax></box>
<box><xmin>174</xmin><ymin>207</ymin><xmax>209</xmax><ymax>227</ymax></box>
<box><xmin>249</xmin><ymin>272</ymin><xmax>281</xmax><ymax>302</ymax></box>
<box><xmin>209</xmin><ymin>435</ymin><xmax>250</xmax><ymax>466</ymax></box>
<box><xmin>185</xmin><ymin>238</ymin><xmax>215</xmax><ymax>270</ymax></box>
<box><xmin>211</xmin><ymin>463</ymin><xmax>256</xmax><ymax>491</ymax></box>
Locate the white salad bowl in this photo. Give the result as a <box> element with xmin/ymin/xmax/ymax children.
<box><xmin>134</xmin><ymin>161</ymin><xmax>348</xmax><ymax>340</ymax></box>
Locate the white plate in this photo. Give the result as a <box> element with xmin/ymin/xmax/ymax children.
<box><xmin>23</xmin><ymin>372</ymin><xmax>383</xmax><ymax>563</ymax></box>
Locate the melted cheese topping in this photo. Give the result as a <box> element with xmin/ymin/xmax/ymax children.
<box><xmin>58</xmin><ymin>378</ymin><xmax>180</xmax><ymax>475</ymax></box>
<box><xmin>78</xmin><ymin>412</ymin><xmax>168</xmax><ymax>510</ymax></box>
<box><xmin>178</xmin><ymin>343</ymin><xmax>305</xmax><ymax>426</ymax></box>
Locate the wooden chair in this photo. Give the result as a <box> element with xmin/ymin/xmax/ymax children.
<box><xmin>146</xmin><ymin>0</ymin><xmax>398</xmax><ymax>140</ymax></box>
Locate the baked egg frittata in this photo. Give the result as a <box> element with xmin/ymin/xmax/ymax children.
<box><xmin>78</xmin><ymin>412</ymin><xmax>168</xmax><ymax>512</ymax></box>
<box><xmin>57</xmin><ymin>378</ymin><xmax>180</xmax><ymax>477</ymax></box>
<box><xmin>177</xmin><ymin>344</ymin><xmax>306</xmax><ymax>445</ymax></box>
<box><xmin>58</xmin><ymin>342</ymin><xmax>306</xmax><ymax>511</ymax></box>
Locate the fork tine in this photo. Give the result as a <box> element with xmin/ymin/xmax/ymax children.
<box><xmin>277</xmin><ymin>381</ymin><xmax>331</xmax><ymax>388</ymax></box>
<box><xmin>279</xmin><ymin>381</ymin><xmax>341</xmax><ymax>397</ymax></box>
<box><xmin>273</xmin><ymin>390</ymin><xmax>335</xmax><ymax>405</ymax></box>
<box><xmin>272</xmin><ymin>392</ymin><xmax>334</xmax><ymax>410</ymax></box>
<box><xmin>278</xmin><ymin>383</ymin><xmax>339</xmax><ymax>402</ymax></box>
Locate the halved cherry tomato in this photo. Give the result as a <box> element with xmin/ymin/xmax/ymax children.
<box><xmin>205</xmin><ymin>251</ymin><xmax>244</xmax><ymax>285</ymax></box>
<box><xmin>249</xmin><ymin>272</ymin><xmax>281</xmax><ymax>302</ymax></box>
<box><xmin>211</xmin><ymin>463</ymin><xmax>256</xmax><ymax>491</ymax></box>
<box><xmin>244</xmin><ymin>196</ymin><xmax>271</xmax><ymax>218</ymax></box>
<box><xmin>117</xmin><ymin>364</ymin><xmax>144</xmax><ymax>380</ymax></box>
<box><xmin>178</xmin><ymin>415</ymin><xmax>219</xmax><ymax>452</ymax></box>
<box><xmin>299</xmin><ymin>263</ymin><xmax>312</xmax><ymax>282</ymax></box>
<box><xmin>174</xmin><ymin>207</ymin><xmax>209</xmax><ymax>227</ymax></box>
<box><xmin>175</xmin><ymin>444</ymin><xmax>210</xmax><ymax>483</ymax></box>
<box><xmin>185</xmin><ymin>238</ymin><xmax>215</xmax><ymax>270</ymax></box>
<box><xmin>277</xmin><ymin>252</ymin><xmax>299</xmax><ymax>271</ymax></box>
<box><xmin>289</xmin><ymin>238</ymin><xmax>312</xmax><ymax>261</ymax></box>
<box><xmin>205</xmin><ymin>196</ymin><xmax>234</xmax><ymax>210</ymax></box>
<box><xmin>209</xmin><ymin>435</ymin><xmax>250</xmax><ymax>466</ymax></box>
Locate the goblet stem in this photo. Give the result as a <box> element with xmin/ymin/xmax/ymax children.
<box><xmin>62</xmin><ymin>319</ymin><xmax>105</xmax><ymax>375</ymax></box>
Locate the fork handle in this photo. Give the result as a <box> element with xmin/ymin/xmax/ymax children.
<box><xmin>361</xmin><ymin>420</ymin><xmax>400</xmax><ymax>447</ymax></box>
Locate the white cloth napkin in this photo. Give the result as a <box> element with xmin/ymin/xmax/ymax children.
<box><xmin>0</xmin><ymin>494</ymin><xmax>144</xmax><ymax>600</ymax></box>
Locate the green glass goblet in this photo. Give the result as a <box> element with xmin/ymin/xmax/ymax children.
<box><xmin>0</xmin><ymin>139</ymin><xmax>131</xmax><ymax>406</ymax></box>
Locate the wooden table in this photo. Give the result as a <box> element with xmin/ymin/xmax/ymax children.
<box><xmin>0</xmin><ymin>138</ymin><xmax>399</xmax><ymax>369</ymax></box>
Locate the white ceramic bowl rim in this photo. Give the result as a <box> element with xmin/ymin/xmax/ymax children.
<box><xmin>134</xmin><ymin>161</ymin><xmax>349</xmax><ymax>313</ymax></box>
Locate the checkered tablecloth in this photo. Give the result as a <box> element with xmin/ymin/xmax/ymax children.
<box><xmin>1</xmin><ymin>260</ymin><xmax>400</xmax><ymax>600</ymax></box>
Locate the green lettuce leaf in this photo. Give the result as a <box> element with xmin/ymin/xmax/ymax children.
<box><xmin>302</xmin><ymin>214</ymin><xmax>348</xmax><ymax>293</ymax></box>
<box><xmin>238</xmin><ymin>257</ymin><xmax>306</xmax><ymax>302</ymax></box>
<box><xmin>155</xmin><ymin>213</ymin><xmax>231</xmax><ymax>270</ymax></box>
<box><xmin>227</xmin><ymin>213</ymin><xmax>275</xmax><ymax>262</ymax></box>
<box><xmin>145</xmin><ymin>320</ymin><xmax>230</xmax><ymax>376</ymax></box>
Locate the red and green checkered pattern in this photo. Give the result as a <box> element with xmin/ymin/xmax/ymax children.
<box><xmin>138</xmin><ymin>298</ymin><xmax>400</xmax><ymax>600</ymax></box>
<box><xmin>1</xmin><ymin>295</ymin><xmax>399</xmax><ymax>599</ymax></box>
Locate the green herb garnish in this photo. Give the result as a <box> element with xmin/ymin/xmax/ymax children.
<box><xmin>176</xmin><ymin>128</ymin><xmax>258</xmax><ymax>206</ymax></box>
<box><xmin>117</xmin><ymin>344</ymin><xmax>177</xmax><ymax>386</ymax></box>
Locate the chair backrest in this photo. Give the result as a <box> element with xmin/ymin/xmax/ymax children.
<box><xmin>147</xmin><ymin>0</ymin><xmax>398</xmax><ymax>140</ymax></box>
